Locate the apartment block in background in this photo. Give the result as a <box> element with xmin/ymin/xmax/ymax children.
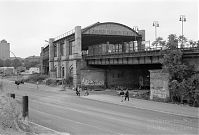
<box><xmin>0</xmin><ymin>40</ymin><xmax>10</xmax><ymax>60</ymax></box>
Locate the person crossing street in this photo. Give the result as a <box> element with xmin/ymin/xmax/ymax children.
<box><xmin>120</xmin><ymin>89</ymin><xmax>125</xmax><ymax>102</ymax></box>
<box><xmin>124</xmin><ymin>89</ymin><xmax>129</xmax><ymax>101</ymax></box>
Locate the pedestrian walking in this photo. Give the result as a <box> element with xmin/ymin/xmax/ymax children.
<box><xmin>125</xmin><ymin>89</ymin><xmax>129</xmax><ymax>101</ymax></box>
<box><xmin>75</xmin><ymin>87</ymin><xmax>79</xmax><ymax>96</ymax></box>
<box><xmin>84</xmin><ymin>87</ymin><xmax>89</xmax><ymax>96</ymax></box>
<box><xmin>76</xmin><ymin>86</ymin><xmax>80</xmax><ymax>96</ymax></box>
<box><xmin>120</xmin><ymin>89</ymin><xmax>125</xmax><ymax>102</ymax></box>
<box><xmin>78</xmin><ymin>86</ymin><xmax>82</xmax><ymax>96</ymax></box>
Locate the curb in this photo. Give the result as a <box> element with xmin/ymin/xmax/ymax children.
<box><xmin>82</xmin><ymin>95</ymin><xmax>199</xmax><ymax>119</ymax></box>
<box><xmin>30</xmin><ymin>122</ymin><xmax>70</xmax><ymax>135</ymax></box>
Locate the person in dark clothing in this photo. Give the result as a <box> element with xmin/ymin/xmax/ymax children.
<box><xmin>75</xmin><ymin>87</ymin><xmax>80</xmax><ymax>96</ymax></box>
<box><xmin>120</xmin><ymin>89</ymin><xmax>125</xmax><ymax>102</ymax></box>
<box><xmin>125</xmin><ymin>89</ymin><xmax>129</xmax><ymax>101</ymax></box>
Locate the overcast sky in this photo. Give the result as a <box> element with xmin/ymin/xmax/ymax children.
<box><xmin>0</xmin><ymin>0</ymin><xmax>198</xmax><ymax>58</ymax></box>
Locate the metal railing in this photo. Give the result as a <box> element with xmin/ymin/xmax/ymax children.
<box><xmin>83</xmin><ymin>46</ymin><xmax>199</xmax><ymax>59</ymax></box>
<box><xmin>54</xmin><ymin>29</ymin><xmax>75</xmax><ymax>41</ymax></box>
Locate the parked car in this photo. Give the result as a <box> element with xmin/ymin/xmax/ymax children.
<box><xmin>15</xmin><ymin>79</ymin><xmax>24</xmax><ymax>85</ymax></box>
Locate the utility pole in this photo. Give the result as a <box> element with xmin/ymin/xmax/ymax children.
<box><xmin>179</xmin><ymin>15</ymin><xmax>186</xmax><ymax>48</ymax></box>
<box><xmin>133</xmin><ymin>26</ymin><xmax>139</xmax><ymax>32</ymax></box>
<box><xmin>153</xmin><ymin>21</ymin><xmax>159</xmax><ymax>40</ymax></box>
<box><xmin>153</xmin><ymin>21</ymin><xmax>159</xmax><ymax>49</ymax></box>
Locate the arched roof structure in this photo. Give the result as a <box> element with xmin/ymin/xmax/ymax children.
<box><xmin>82</xmin><ymin>22</ymin><xmax>140</xmax><ymax>37</ymax></box>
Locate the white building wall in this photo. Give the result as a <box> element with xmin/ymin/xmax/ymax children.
<box><xmin>29</xmin><ymin>67</ymin><xmax>40</xmax><ymax>74</ymax></box>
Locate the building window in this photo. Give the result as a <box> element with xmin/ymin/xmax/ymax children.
<box><xmin>54</xmin><ymin>66</ymin><xmax>57</xmax><ymax>78</ymax></box>
<box><xmin>54</xmin><ymin>45</ymin><xmax>57</xmax><ymax>57</ymax></box>
<box><xmin>69</xmin><ymin>67</ymin><xmax>73</xmax><ymax>76</ymax></box>
<box><xmin>112</xmin><ymin>73</ymin><xmax>115</xmax><ymax>78</ymax></box>
<box><xmin>60</xmin><ymin>43</ymin><xmax>64</xmax><ymax>56</ymax></box>
<box><xmin>129</xmin><ymin>41</ymin><xmax>134</xmax><ymax>52</ymax></box>
<box><xmin>69</xmin><ymin>41</ymin><xmax>74</xmax><ymax>55</ymax></box>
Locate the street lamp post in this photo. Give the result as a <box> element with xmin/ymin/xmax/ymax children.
<box><xmin>133</xmin><ymin>26</ymin><xmax>139</xmax><ymax>43</ymax></box>
<box><xmin>179</xmin><ymin>15</ymin><xmax>186</xmax><ymax>47</ymax></box>
<box><xmin>153</xmin><ymin>21</ymin><xmax>159</xmax><ymax>41</ymax></box>
<box><xmin>133</xmin><ymin>26</ymin><xmax>139</xmax><ymax>32</ymax></box>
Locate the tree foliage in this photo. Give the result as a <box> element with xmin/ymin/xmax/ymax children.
<box><xmin>166</xmin><ymin>34</ymin><xmax>178</xmax><ymax>49</ymax></box>
<box><xmin>0</xmin><ymin>59</ymin><xmax>22</xmax><ymax>68</ymax></box>
<box><xmin>178</xmin><ymin>35</ymin><xmax>187</xmax><ymax>48</ymax></box>
<box><xmin>24</xmin><ymin>61</ymin><xmax>40</xmax><ymax>69</ymax></box>
<box><xmin>152</xmin><ymin>37</ymin><xmax>166</xmax><ymax>48</ymax></box>
<box><xmin>4</xmin><ymin>59</ymin><xmax>12</xmax><ymax>67</ymax></box>
<box><xmin>161</xmin><ymin>34</ymin><xmax>199</xmax><ymax>106</ymax></box>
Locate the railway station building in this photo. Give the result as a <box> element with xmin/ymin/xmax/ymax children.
<box><xmin>40</xmin><ymin>22</ymin><xmax>161</xmax><ymax>90</ymax></box>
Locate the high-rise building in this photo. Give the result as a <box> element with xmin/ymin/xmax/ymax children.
<box><xmin>0</xmin><ymin>39</ymin><xmax>10</xmax><ymax>60</ymax></box>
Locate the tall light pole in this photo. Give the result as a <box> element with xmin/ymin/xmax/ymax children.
<box><xmin>153</xmin><ymin>21</ymin><xmax>159</xmax><ymax>40</ymax></box>
<box><xmin>179</xmin><ymin>15</ymin><xmax>186</xmax><ymax>47</ymax></box>
<box><xmin>133</xmin><ymin>26</ymin><xmax>139</xmax><ymax>42</ymax></box>
<box><xmin>133</xmin><ymin>26</ymin><xmax>139</xmax><ymax>32</ymax></box>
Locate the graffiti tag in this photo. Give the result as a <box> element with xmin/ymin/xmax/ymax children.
<box><xmin>81</xmin><ymin>78</ymin><xmax>104</xmax><ymax>86</ymax></box>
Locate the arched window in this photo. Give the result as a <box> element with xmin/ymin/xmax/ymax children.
<box><xmin>54</xmin><ymin>66</ymin><xmax>57</xmax><ymax>78</ymax></box>
<box><xmin>69</xmin><ymin>67</ymin><xmax>73</xmax><ymax>76</ymax></box>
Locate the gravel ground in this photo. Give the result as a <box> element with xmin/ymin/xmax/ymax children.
<box><xmin>0</xmin><ymin>128</ymin><xmax>28</xmax><ymax>135</ymax></box>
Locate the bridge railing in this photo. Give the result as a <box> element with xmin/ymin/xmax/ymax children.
<box><xmin>54</xmin><ymin>29</ymin><xmax>75</xmax><ymax>42</ymax></box>
<box><xmin>83</xmin><ymin>46</ymin><xmax>199</xmax><ymax>59</ymax></box>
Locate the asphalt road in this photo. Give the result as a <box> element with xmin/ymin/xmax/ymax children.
<box><xmin>1</xmin><ymin>79</ymin><xmax>199</xmax><ymax>135</ymax></box>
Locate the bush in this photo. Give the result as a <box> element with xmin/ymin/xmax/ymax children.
<box><xmin>45</xmin><ymin>78</ymin><xmax>57</xmax><ymax>86</ymax></box>
<box><xmin>25</xmin><ymin>74</ymin><xmax>48</xmax><ymax>83</ymax></box>
<box><xmin>59</xmin><ymin>76</ymin><xmax>73</xmax><ymax>88</ymax></box>
<box><xmin>65</xmin><ymin>76</ymin><xmax>73</xmax><ymax>86</ymax></box>
<box><xmin>169</xmin><ymin>74</ymin><xmax>199</xmax><ymax>106</ymax></box>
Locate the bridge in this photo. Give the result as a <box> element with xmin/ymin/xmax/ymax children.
<box><xmin>84</xmin><ymin>47</ymin><xmax>199</xmax><ymax>66</ymax></box>
<box><xmin>40</xmin><ymin>22</ymin><xmax>199</xmax><ymax>92</ymax></box>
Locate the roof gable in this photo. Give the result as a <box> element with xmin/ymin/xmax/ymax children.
<box><xmin>82</xmin><ymin>22</ymin><xmax>140</xmax><ymax>36</ymax></box>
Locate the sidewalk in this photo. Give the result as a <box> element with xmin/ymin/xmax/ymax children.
<box><xmin>82</xmin><ymin>94</ymin><xmax>199</xmax><ymax>118</ymax></box>
<box><xmin>24</xmin><ymin>83</ymin><xmax>63</xmax><ymax>92</ymax></box>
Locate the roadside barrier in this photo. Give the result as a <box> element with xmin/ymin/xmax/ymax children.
<box><xmin>7</xmin><ymin>93</ymin><xmax>29</xmax><ymax>119</ymax></box>
<box><xmin>22</xmin><ymin>96</ymin><xmax>29</xmax><ymax>119</ymax></box>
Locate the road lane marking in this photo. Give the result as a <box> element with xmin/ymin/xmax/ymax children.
<box><xmin>29</xmin><ymin>121</ymin><xmax>70</xmax><ymax>135</ymax></box>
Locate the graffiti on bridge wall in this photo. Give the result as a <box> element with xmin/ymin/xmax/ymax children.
<box><xmin>81</xmin><ymin>78</ymin><xmax>104</xmax><ymax>86</ymax></box>
<box><xmin>151</xmin><ymin>89</ymin><xmax>168</xmax><ymax>99</ymax></box>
